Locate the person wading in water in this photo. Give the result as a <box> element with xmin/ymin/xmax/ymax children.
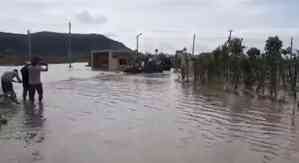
<box><xmin>28</xmin><ymin>57</ymin><xmax>48</xmax><ymax>104</ymax></box>
<box><xmin>1</xmin><ymin>69</ymin><xmax>22</xmax><ymax>104</ymax></box>
<box><xmin>21</xmin><ymin>62</ymin><xmax>30</xmax><ymax>101</ymax></box>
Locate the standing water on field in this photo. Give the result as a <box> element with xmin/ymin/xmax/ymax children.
<box><xmin>0</xmin><ymin>63</ymin><xmax>299</xmax><ymax>163</ymax></box>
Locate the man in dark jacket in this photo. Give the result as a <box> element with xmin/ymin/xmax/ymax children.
<box><xmin>21</xmin><ymin>63</ymin><xmax>30</xmax><ymax>100</ymax></box>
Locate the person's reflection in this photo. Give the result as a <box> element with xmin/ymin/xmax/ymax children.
<box><xmin>23</xmin><ymin>102</ymin><xmax>45</xmax><ymax>146</ymax></box>
<box><xmin>24</xmin><ymin>102</ymin><xmax>45</xmax><ymax>127</ymax></box>
<box><xmin>291</xmin><ymin>116</ymin><xmax>295</xmax><ymax>127</ymax></box>
<box><xmin>291</xmin><ymin>102</ymin><xmax>297</xmax><ymax>126</ymax></box>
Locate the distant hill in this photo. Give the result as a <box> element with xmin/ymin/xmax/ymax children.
<box><xmin>0</xmin><ymin>31</ymin><xmax>131</xmax><ymax>64</ymax></box>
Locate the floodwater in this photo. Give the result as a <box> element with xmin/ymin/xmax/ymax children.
<box><xmin>0</xmin><ymin>63</ymin><xmax>299</xmax><ymax>163</ymax></box>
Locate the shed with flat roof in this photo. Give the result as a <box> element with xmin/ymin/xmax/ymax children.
<box><xmin>90</xmin><ymin>50</ymin><xmax>133</xmax><ymax>71</ymax></box>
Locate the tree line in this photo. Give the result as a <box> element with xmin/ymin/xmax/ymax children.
<box><xmin>177</xmin><ymin>36</ymin><xmax>299</xmax><ymax>101</ymax></box>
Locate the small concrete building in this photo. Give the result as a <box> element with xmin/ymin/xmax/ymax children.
<box><xmin>90</xmin><ymin>50</ymin><xmax>133</xmax><ymax>71</ymax></box>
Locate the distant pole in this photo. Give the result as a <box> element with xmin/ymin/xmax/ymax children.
<box><xmin>192</xmin><ymin>34</ymin><xmax>196</xmax><ymax>55</ymax></box>
<box><xmin>68</xmin><ymin>21</ymin><xmax>72</xmax><ymax>68</ymax></box>
<box><xmin>225</xmin><ymin>30</ymin><xmax>233</xmax><ymax>82</ymax></box>
<box><xmin>228</xmin><ymin>30</ymin><xmax>233</xmax><ymax>43</ymax></box>
<box><xmin>291</xmin><ymin>37</ymin><xmax>294</xmax><ymax>57</ymax></box>
<box><xmin>291</xmin><ymin>37</ymin><xmax>297</xmax><ymax>99</ymax></box>
<box><xmin>27</xmin><ymin>30</ymin><xmax>32</xmax><ymax>61</ymax></box>
<box><xmin>136</xmin><ymin>33</ymin><xmax>142</xmax><ymax>55</ymax></box>
<box><xmin>155</xmin><ymin>49</ymin><xmax>159</xmax><ymax>55</ymax></box>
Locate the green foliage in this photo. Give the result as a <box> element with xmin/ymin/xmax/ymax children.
<box><xmin>247</xmin><ymin>47</ymin><xmax>260</xmax><ymax>58</ymax></box>
<box><xmin>265</xmin><ymin>36</ymin><xmax>282</xmax><ymax>58</ymax></box>
<box><xmin>185</xmin><ymin>35</ymin><xmax>298</xmax><ymax>100</ymax></box>
<box><xmin>230</xmin><ymin>38</ymin><xmax>245</xmax><ymax>56</ymax></box>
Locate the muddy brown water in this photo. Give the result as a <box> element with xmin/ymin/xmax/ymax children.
<box><xmin>0</xmin><ymin>63</ymin><xmax>299</xmax><ymax>163</ymax></box>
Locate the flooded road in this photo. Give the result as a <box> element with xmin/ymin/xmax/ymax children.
<box><xmin>0</xmin><ymin>63</ymin><xmax>299</xmax><ymax>163</ymax></box>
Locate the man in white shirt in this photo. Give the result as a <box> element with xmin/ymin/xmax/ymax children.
<box><xmin>1</xmin><ymin>69</ymin><xmax>22</xmax><ymax>104</ymax></box>
<box><xmin>28</xmin><ymin>57</ymin><xmax>48</xmax><ymax>103</ymax></box>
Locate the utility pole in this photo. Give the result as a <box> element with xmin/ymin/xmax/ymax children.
<box><xmin>68</xmin><ymin>21</ymin><xmax>72</xmax><ymax>68</ymax></box>
<box><xmin>192</xmin><ymin>34</ymin><xmax>196</xmax><ymax>55</ymax></box>
<box><xmin>136</xmin><ymin>33</ymin><xmax>142</xmax><ymax>55</ymax></box>
<box><xmin>155</xmin><ymin>49</ymin><xmax>159</xmax><ymax>55</ymax></box>
<box><xmin>228</xmin><ymin>30</ymin><xmax>233</xmax><ymax>43</ymax></box>
<box><xmin>291</xmin><ymin>37</ymin><xmax>297</xmax><ymax>116</ymax></box>
<box><xmin>225</xmin><ymin>30</ymin><xmax>233</xmax><ymax>83</ymax></box>
<box><xmin>291</xmin><ymin>37</ymin><xmax>294</xmax><ymax>57</ymax></box>
<box><xmin>27</xmin><ymin>30</ymin><xmax>32</xmax><ymax>61</ymax></box>
<box><xmin>292</xmin><ymin>37</ymin><xmax>297</xmax><ymax>98</ymax></box>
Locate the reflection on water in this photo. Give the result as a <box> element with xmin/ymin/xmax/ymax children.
<box><xmin>0</xmin><ymin>63</ymin><xmax>299</xmax><ymax>163</ymax></box>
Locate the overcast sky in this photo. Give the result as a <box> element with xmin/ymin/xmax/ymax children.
<box><xmin>1</xmin><ymin>0</ymin><xmax>299</xmax><ymax>53</ymax></box>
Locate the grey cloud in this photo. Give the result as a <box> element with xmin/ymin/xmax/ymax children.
<box><xmin>76</xmin><ymin>10</ymin><xmax>108</xmax><ymax>24</ymax></box>
<box><xmin>1</xmin><ymin>0</ymin><xmax>299</xmax><ymax>53</ymax></box>
<box><xmin>244</xmin><ymin>0</ymin><xmax>299</xmax><ymax>6</ymax></box>
<box><xmin>157</xmin><ymin>0</ymin><xmax>213</xmax><ymax>8</ymax></box>
<box><xmin>151</xmin><ymin>28</ymin><xmax>187</xmax><ymax>33</ymax></box>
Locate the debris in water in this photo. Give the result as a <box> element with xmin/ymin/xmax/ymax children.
<box><xmin>0</xmin><ymin>114</ymin><xmax>8</xmax><ymax>125</ymax></box>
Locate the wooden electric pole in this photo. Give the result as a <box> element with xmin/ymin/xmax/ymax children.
<box><xmin>27</xmin><ymin>30</ymin><xmax>32</xmax><ymax>61</ymax></box>
<box><xmin>228</xmin><ymin>30</ymin><xmax>233</xmax><ymax>43</ymax></box>
<box><xmin>68</xmin><ymin>21</ymin><xmax>72</xmax><ymax>68</ymax></box>
<box><xmin>136</xmin><ymin>33</ymin><xmax>142</xmax><ymax>56</ymax></box>
<box><xmin>192</xmin><ymin>34</ymin><xmax>196</xmax><ymax>55</ymax></box>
